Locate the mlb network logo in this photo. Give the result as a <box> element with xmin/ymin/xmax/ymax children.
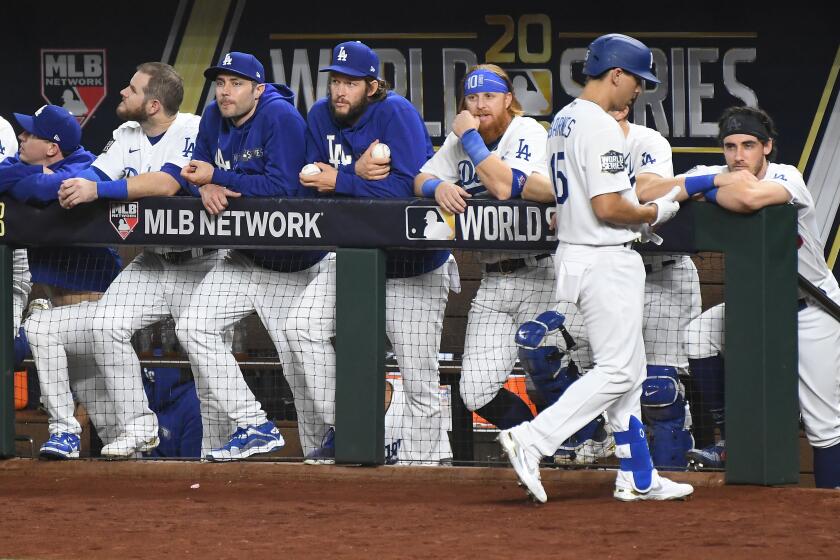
<box><xmin>405</xmin><ymin>206</ymin><xmax>455</xmax><ymax>241</ymax></box>
<box><xmin>110</xmin><ymin>202</ymin><xmax>139</xmax><ymax>240</ymax></box>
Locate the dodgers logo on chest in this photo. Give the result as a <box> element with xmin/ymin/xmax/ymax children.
<box><xmin>327</xmin><ymin>134</ymin><xmax>352</xmax><ymax>168</ymax></box>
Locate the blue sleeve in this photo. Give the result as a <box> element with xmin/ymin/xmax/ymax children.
<box><xmin>210</xmin><ymin>112</ymin><xmax>307</xmax><ymax>197</ymax></box>
<box><xmin>334</xmin><ymin>107</ymin><xmax>432</xmax><ymax>198</ymax></box>
<box><xmin>192</xmin><ymin>112</ymin><xmax>215</xmax><ymax>165</ymax></box>
<box><xmin>161</xmin><ymin>162</ymin><xmax>192</xmax><ymax>193</ymax></box>
<box><xmin>0</xmin><ymin>158</ymin><xmax>42</xmax><ymax>192</ymax></box>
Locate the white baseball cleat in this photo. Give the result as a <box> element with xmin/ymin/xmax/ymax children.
<box><xmin>101</xmin><ymin>434</ymin><xmax>160</xmax><ymax>458</ymax></box>
<box><xmin>613</xmin><ymin>470</ymin><xmax>694</xmax><ymax>502</ymax></box>
<box><xmin>498</xmin><ymin>429</ymin><xmax>547</xmax><ymax>503</ymax></box>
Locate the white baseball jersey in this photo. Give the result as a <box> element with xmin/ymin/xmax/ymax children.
<box><xmin>684</xmin><ymin>163</ymin><xmax>839</xmax><ymax>296</ymax></box>
<box><xmin>93</xmin><ymin>112</ymin><xmax>199</xmax><ymax>179</ymax></box>
<box><xmin>627</xmin><ymin>122</ymin><xmax>700</xmax><ymax>369</ymax></box>
<box><xmin>0</xmin><ymin>116</ymin><xmax>18</xmax><ymax>162</ymax></box>
<box><xmin>421</xmin><ymin>115</ymin><xmax>548</xmax><ymax>264</ymax></box>
<box><xmin>548</xmin><ymin>99</ymin><xmax>639</xmax><ymax>246</ymax></box>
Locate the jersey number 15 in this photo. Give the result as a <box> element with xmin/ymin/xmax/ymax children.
<box><xmin>549</xmin><ymin>152</ymin><xmax>568</xmax><ymax>204</ymax></box>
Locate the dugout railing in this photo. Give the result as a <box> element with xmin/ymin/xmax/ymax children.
<box><xmin>0</xmin><ymin>196</ymin><xmax>798</xmax><ymax>485</ymax></box>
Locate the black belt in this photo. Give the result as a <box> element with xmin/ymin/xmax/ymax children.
<box><xmin>798</xmin><ymin>298</ymin><xmax>808</xmax><ymax>311</ymax></box>
<box><xmin>644</xmin><ymin>259</ymin><xmax>677</xmax><ymax>273</ymax></box>
<box><xmin>158</xmin><ymin>248</ymin><xmax>217</xmax><ymax>265</ymax></box>
<box><xmin>485</xmin><ymin>253</ymin><xmax>551</xmax><ymax>274</ymax></box>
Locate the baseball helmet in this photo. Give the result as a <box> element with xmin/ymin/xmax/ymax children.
<box><xmin>583</xmin><ymin>33</ymin><xmax>659</xmax><ymax>84</ymax></box>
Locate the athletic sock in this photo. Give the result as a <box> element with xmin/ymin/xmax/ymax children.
<box><xmin>474</xmin><ymin>388</ymin><xmax>534</xmax><ymax>430</ymax></box>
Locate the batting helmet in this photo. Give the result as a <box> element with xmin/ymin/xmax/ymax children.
<box><xmin>583</xmin><ymin>34</ymin><xmax>659</xmax><ymax>84</ymax></box>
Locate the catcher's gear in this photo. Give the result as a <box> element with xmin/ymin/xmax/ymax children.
<box><xmin>641</xmin><ymin>365</ymin><xmax>694</xmax><ymax>469</ymax></box>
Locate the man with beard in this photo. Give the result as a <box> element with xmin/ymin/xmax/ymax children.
<box><xmin>412</xmin><ymin>64</ymin><xmax>615</xmax><ymax>465</ymax></box>
<box><xmin>44</xmin><ymin>62</ymin><xmax>207</xmax><ymax>458</ymax></box>
<box><xmin>295</xmin><ymin>41</ymin><xmax>460</xmax><ymax>465</ymax></box>
<box><xmin>498</xmin><ymin>33</ymin><xmax>692</xmax><ymax>503</ymax></box>
<box><xmin>175</xmin><ymin>51</ymin><xmax>329</xmax><ymax>461</ymax></box>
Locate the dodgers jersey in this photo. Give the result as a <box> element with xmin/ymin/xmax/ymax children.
<box><xmin>625</xmin><ymin>122</ymin><xmax>673</xmax><ymax>183</ymax></box>
<box><xmin>420</xmin><ymin>116</ymin><xmax>547</xmax><ymax>194</ymax></box>
<box><xmin>547</xmin><ymin>99</ymin><xmax>639</xmax><ymax>246</ymax></box>
<box><xmin>93</xmin><ymin>112</ymin><xmax>200</xmax><ymax>183</ymax></box>
<box><xmin>421</xmin><ymin>115</ymin><xmax>548</xmax><ymax>264</ymax></box>
<box><xmin>684</xmin><ymin>163</ymin><xmax>840</xmax><ymax>297</ymax></box>
<box><xmin>0</xmin><ymin>117</ymin><xmax>17</xmax><ymax>163</ymax></box>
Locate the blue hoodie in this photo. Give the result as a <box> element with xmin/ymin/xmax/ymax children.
<box><xmin>0</xmin><ymin>147</ymin><xmax>122</xmax><ymax>291</ymax></box>
<box><xmin>193</xmin><ymin>83</ymin><xmax>326</xmax><ymax>271</ymax></box>
<box><xmin>305</xmin><ymin>91</ymin><xmax>449</xmax><ymax>278</ymax></box>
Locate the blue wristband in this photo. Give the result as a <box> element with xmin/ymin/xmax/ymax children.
<box><xmin>705</xmin><ymin>188</ymin><xmax>719</xmax><ymax>205</ymax></box>
<box><xmin>684</xmin><ymin>174</ymin><xmax>717</xmax><ymax>196</ymax></box>
<box><xmin>421</xmin><ymin>177</ymin><xmax>443</xmax><ymax>198</ymax></box>
<box><xmin>460</xmin><ymin>129</ymin><xmax>491</xmax><ymax>166</ymax></box>
<box><xmin>510</xmin><ymin>169</ymin><xmax>527</xmax><ymax>198</ymax></box>
<box><xmin>97</xmin><ymin>179</ymin><xmax>129</xmax><ymax>200</ymax></box>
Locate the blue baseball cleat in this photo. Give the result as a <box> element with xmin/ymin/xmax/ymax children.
<box><xmin>40</xmin><ymin>432</ymin><xmax>81</xmax><ymax>460</ymax></box>
<box><xmin>206</xmin><ymin>421</ymin><xmax>285</xmax><ymax>461</ymax></box>
<box><xmin>686</xmin><ymin>440</ymin><xmax>726</xmax><ymax>470</ymax></box>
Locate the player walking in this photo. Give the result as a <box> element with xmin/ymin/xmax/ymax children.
<box><xmin>498</xmin><ymin>33</ymin><xmax>693</xmax><ymax>502</ymax></box>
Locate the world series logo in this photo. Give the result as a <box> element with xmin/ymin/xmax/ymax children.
<box><xmin>41</xmin><ymin>49</ymin><xmax>107</xmax><ymax>127</ymax></box>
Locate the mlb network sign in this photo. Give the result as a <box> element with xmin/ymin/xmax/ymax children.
<box><xmin>41</xmin><ymin>49</ymin><xmax>108</xmax><ymax>127</ymax></box>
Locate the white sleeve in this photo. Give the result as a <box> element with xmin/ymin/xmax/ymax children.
<box><xmin>419</xmin><ymin>132</ymin><xmax>461</xmax><ymax>184</ymax></box>
<box><xmin>586</xmin><ymin>125</ymin><xmax>632</xmax><ymax>198</ymax></box>
<box><xmin>636</xmin><ymin>133</ymin><xmax>673</xmax><ymax>178</ymax></box>
<box><xmin>0</xmin><ymin>119</ymin><xmax>18</xmax><ymax>163</ymax></box>
<box><xmin>764</xmin><ymin>165</ymin><xmax>807</xmax><ymax>207</ymax></box>
<box><xmin>92</xmin><ymin>129</ymin><xmax>126</xmax><ymax>180</ymax></box>
<box><xmin>505</xmin><ymin>119</ymin><xmax>548</xmax><ymax>176</ymax></box>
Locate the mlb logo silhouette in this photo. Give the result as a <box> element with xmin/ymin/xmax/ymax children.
<box><xmin>507</xmin><ymin>69</ymin><xmax>552</xmax><ymax>116</ymax></box>
<box><xmin>405</xmin><ymin>206</ymin><xmax>455</xmax><ymax>241</ymax></box>
<box><xmin>110</xmin><ymin>202</ymin><xmax>139</xmax><ymax>240</ymax></box>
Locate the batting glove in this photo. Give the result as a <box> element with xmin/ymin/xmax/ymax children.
<box><xmin>647</xmin><ymin>186</ymin><xmax>681</xmax><ymax>226</ymax></box>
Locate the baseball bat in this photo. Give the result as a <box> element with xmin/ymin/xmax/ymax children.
<box><xmin>797</xmin><ymin>273</ymin><xmax>840</xmax><ymax>324</ymax></box>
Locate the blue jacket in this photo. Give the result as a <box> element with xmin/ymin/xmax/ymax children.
<box><xmin>193</xmin><ymin>83</ymin><xmax>325</xmax><ymax>271</ymax></box>
<box><xmin>0</xmin><ymin>147</ymin><xmax>122</xmax><ymax>291</ymax></box>
<box><xmin>305</xmin><ymin>92</ymin><xmax>448</xmax><ymax>277</ymax></box>
<box><xmin>0</xmin><ymin>147</ymin><xmax>96</xmax><ymax>204</ymax></box>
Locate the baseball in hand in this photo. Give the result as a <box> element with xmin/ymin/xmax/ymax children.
<box><xmin>372</xmin><ymin>143</ymin><xmax>391</xmax><ymax>159</ymax></box>
<box><xmin>301</xmin><ymin>163</ymin><xmax>322</xmax><ymax>176</ymax></box>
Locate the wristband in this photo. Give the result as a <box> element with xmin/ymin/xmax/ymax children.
<box><xmin>460</xmin><ymin>129</ymin><xmax>491</xmax><ymax>166</ymax></box>
<box><xmin>97</xmin><ymin>179</ymin><xmax>129</xmax><ymax>200</ymax></box>
<box><xmin>421</xmin><ymin>177</ymin><xmax>442</xmax><ymax>197</ymax></box>
<box><xmin>510</xmin><ymin>169</ymin><xmax>527</xmax><ymax>198</ymax></box>
<box><xmin>684</xmin><ymin>174</ymin><xmax>717</xmax><ymax>196</ymax></box>
<box><xmin>705</xmin><ymin>188</ymin><xmax>719</xmax><ymax>205</ymax></box>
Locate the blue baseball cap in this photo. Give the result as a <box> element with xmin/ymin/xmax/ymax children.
<box><xmin>204</xmin><ymin>51</ymin><xmax>265</xmax><ymax>83</ymax></box>
<box><xmin>319</xmin><ymin>41</ymin><xmax>379</xmax><ymax>79</ymax></box>
<box><xmin>13</xmin><ymin>105</ymin><xmax>81</xmax><ymax>152</ymax></box>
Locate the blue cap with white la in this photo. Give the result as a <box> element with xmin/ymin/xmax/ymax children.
<box><xmin>13</xmin><ymin>105</ymin><xmax>81</xmax><ymax>152</ymax></box>
<box><xmin>319</xmin><ymin>41</ymin><xmax>379</xmax><ymax>79</ymax></box>
<box><xmin>204</xmin><ymin>51</ymin><xmax>265</xmax><ymax>83</ymax></box>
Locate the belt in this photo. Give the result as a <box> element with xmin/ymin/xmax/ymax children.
<box><xmin>798</xmin><ymin>298</ymin><xmax>808</xmax><ymax>311</ymax></box>
<box><xmin>644</xmin><ymin>259</ymin><xmax>677</xmax><ymax>274</ymax></box>
<box><xmin>485</xmin><ymin>253</ymin><xmax>551</xmax><ymax>274</ymax></box>
<box><xmin>158</xmin><ymin>248</ymin><xmax>217</xmax><ymax>265</ymax></box>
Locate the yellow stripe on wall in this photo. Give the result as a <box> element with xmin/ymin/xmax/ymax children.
<box><xmin>173</xmin><ymin>0</ymin><xmax>232</xmax><ymax>114</ymax></box>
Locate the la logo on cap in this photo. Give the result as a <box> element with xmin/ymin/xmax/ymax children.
<box><xmin>54</xmin><ymin>134</ymin><xmax>61</xmax><ymax>141</ymax></box>
<box><xmin>223</xmin><ymin>53</ymin><xmax>233</xmax><ymax>65</ymax></box>
<box><xmin>337</xmin><ymin>46</ymin><xmax>348</xmax><ymax>62</ymax></box>
<box><xmin>369</xmin><ymin>66</ymin><xmax>375</xmax><ymax>72</ymax></box>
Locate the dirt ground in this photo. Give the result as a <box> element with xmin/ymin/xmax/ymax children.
<box><xmin>0</xmin><ymin>459</ymin><xmax>837</xmax><ymax>560</ymax></box>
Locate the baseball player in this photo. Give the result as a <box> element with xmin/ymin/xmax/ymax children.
<box><xmin>51</xmin><ymin>62</ymin><xmax>205</xmax><ymax>458</ymax></box>
<box><xmin>674</xmin><ymin>105</ymin><xmax>840</xmax><ymax>488</ymax></box>
<box><xmin>296</xmin><ymin>40</ymin><xmax>460</xmax><ymax>464</ymax></box>
<box><xmin>612</xmin><ymin>105</ymin><xmax>701</xmax><ymax>469</ymax></box>
<box><xmin>177</xmin><ymin>51</ymin><xmax>328</xmax><ymax>461</ymax></box>
<box><xmin>684</xmin><ymin>303</ymin><xmax>726</xmax><ymax>468</ymax></box>
<box><xmin>498</xmin><ymin>33</ymin><xmax>693</xmax><ymax>503</ymax></box>
<box><xmin>0</xmin><ymin>115</ymin><xmax>31</xmax><ymax>339</ymax></box>
<box><xmin>0</xmin><ymin>105</ymin><xmax>125</xmax><ymax>458</ymax></box>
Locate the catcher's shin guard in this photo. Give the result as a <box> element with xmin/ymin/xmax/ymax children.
<box><xmin>614</xmin><ymin>415</ymin><xmax>654</xmax><ymax>492</ymax></box>
<box><xmin>641</xmin><ymin>365</ymin><xmax>694</xmax><ymax>469</ymax></box>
